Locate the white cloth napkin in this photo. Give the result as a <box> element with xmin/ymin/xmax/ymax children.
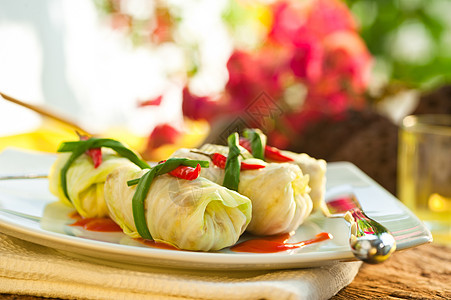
<box><xmin>0</xmin><ymin>233</ymin><xmax>361</xmax><ymax>300</ymax></box>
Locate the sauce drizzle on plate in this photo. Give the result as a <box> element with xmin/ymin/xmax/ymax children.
<box><xmin>68</xmin><ymin>211</ymin><xmax>332</xmax><ymax>253</ymax></box>
<box><xmin>138</xmin><ymin>238</ymin><xmax>180</xmax><ymax>251</ymax></box>
<box><xmin>69</xmin><ymin>212</ymin><xmax>122</xmax><ymax>232</ymax></box>
<box><xmin>231</xmin><ymin>232</ymin><xmax>332</xmax><ymax>253</ymax></box>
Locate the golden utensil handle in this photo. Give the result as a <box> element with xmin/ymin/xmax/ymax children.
<box><xmin>0</xmin><ymin>92</ymin><xmax>90</xmax><ymax>135</ymax></box>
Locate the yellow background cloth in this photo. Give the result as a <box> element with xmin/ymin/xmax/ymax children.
<box><xmin>0</xmin><ymin>118</ymin><xmax>209</xmax><ymax>161</ymax></box>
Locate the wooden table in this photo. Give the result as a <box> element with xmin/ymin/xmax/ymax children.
<box><xmin>1</xmin><ymin>243</ymin><xmax>449</xmax><ymax>300</ymax></box>
<box><xmin>333</xmin><ymin>243</ymin><xmax>451</xmax><ymax>299</ymax></box>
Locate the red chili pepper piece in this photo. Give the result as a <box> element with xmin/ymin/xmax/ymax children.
<box><xmin>238</xmin><ymin>137</ymin><xmax>252</xmax><ymax>152</ymax></box>
<box><xmin>240</xmin><ymin>161</ymin><xmax>265</xmax><ymax>170</ymax></box>
<box><xmin>78</xmin><ymin>134</ymin><xmax>102</xmax><ymax>168</ymax></box>
<box><xmin>239</xmin><ymin>137</ymin><xmax>293</xmax><ymax>162</ymax></box>
<box><xmin>210</xmin><ymin>152</ymin><xmax>265</xmax><ymax>170</ymax></box>
<box><xmin>190</xmin><ymin>150</ymin><xmax>265</xmax><ymax>170</ymax></box>
<box><xmin>211</xmin><ymin>152</ymin><xmax>227</xmax><ymax>169</ymax></box>
<box><xmin>168</xmin><ymin>164</ymin><xmax>201</xmax><ymax>180</ymax></box>
<box><xmin>264</xmin><ymin>146</ymin><xmax>294</xmax><ymax>162</ymax></box>
<box><xmin>87</xmin><ymin>148</ymin><xmax>103</xmax><ymax>168</ymax></box>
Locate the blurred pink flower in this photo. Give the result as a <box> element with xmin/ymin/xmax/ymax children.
<box><xmin>268</xmin><ymin>1</ymin><xmax>309</xmax><ymax>45</ymax></box>
<box><xmin>180</xmin><ymin>0</ymin><xmax>372</xmax><ymax>147</ymax></box>
<box><xmin>98</xmin><ymin>0</ymin><xmax>372</xmax><ymax>151</ymax></box>
<box><xmin>137</xmin><ymin>95</ymin><xmax>163</xmax><ymax>107</ymax></box>
<box><xmin>150</xmin><ymin>7</ymin><xmax>174</xmax><ymax>44</ymax></box>
<box><xmin>146</xmin><ymin>123</ymin><xmax>180</xmax><ymax>150</ymax></box>
<box><xmin>305</xmin><ymin>0</ymin><xmax>356</xmax><ymax>36</ymax></box>
<box><xmin>226</xmin><ymin>49</ymin><xmax>284</xmax><ymax>112</ymax></box>
<box><xmin>289</xmin><ymin>37</ymin><xmax>323</xmax><ymax>83</ymax></box>
<box><xmin>182</xmin><ymin>88</ymin><xmax>222</xmax><ymax>121</ymax></box>
<box><xmin>110</xmin><ymin>13</ymin><xmax>132</xmax><ymax>31</ymax></box>
<box><xmin>322</xmin><ymin>31</ymin><xmax>372</xmax><ymax>93</ymax></box>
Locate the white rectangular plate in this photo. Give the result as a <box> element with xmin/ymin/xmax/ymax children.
<box><xmin>0</xmin><ymin>149</ymin><xmax>432</xmax><ymax>270</ymax></box>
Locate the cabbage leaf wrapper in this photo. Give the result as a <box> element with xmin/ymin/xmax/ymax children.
<box><xmin>172</xmin><ymin>146</ymin><xmax>313</xmax><ymax>236</ymax></box>
<box><xmin>239</xmin><ymin>129</ymin><xmax>326</xmax><ymax>213</ymax></box>
<box><xmin>104</xmin><ymin>165</ymin><xmax>252</xmax><ymax>251</ymax></box>
<box><xmin>49</xmin><ymin>149</ymin><xmax>137</xmax><ymax>218</ymax></box>
<box><xmin>275</xmin><ymin>151</ymin><xmax>327</xmax><ymax>214</ymax></box>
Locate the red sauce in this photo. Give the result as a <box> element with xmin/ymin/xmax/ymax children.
<box><xmin>67</xmin><ymin>211</ymin><xmax>331</xmax><ymax>253</ymax></box>
<box><xmin>69</xmin><ymin>211</ymin><xmax>82</xmax><ymax>219</ymax></box>
<box><xmin>69</xmin><ymin>212</ymin><xmax>122</xmax><ymax>232</ymax></box>
<box><xmin>260</xmin><ymin>232</ymin><xmax>292</xmax><ymax>243</ymax></box>
<box><xmin>231</xmin><ymin>232</ymin><xmax>332</xmax><ymax>253</ymax></box>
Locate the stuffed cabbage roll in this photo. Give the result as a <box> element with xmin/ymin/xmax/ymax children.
<box><xmin>104</xmin><ymin>164</ymin><xmax>252</xmax><ymax>251</ymax></box>
<box><xmin>172</xmin><ymin>146</ymin><xmax>313</xmax><ymax>236</ymax></box>
<box><xmin>48</xmin><ymin>148</ymin><xmax>136</xmax><ymax>218</ymax></box>
<box><xmin>275</xmin><ymin>150</ymin><xmax>328</xmax><ymax>214</ymax></box>
<box><xmin>238</xmin><ymin>128</ymin><xmax>327</xmax><ymax>213</ymax></box>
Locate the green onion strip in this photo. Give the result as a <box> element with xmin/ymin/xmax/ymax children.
<box><xmin>223</xmin><ymin>133</ymin><xmax>241</xmax><ymax>191</ymax></box>
<box><xmin>57</xmin><ymin>138</ymin><xmax>151</xmax><ymax>202</ymax></box>
<box><xmin>243</xmin><ymin>128</ymin><xmax>266</xmax><ymax>160</ymax></box>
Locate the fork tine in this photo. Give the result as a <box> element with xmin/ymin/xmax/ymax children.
<box><xmin>0</xmin><ymin>174</ymin><xmax>48</xmax><ymax>180</ymax></box>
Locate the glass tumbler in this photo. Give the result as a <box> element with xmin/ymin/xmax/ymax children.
<box><xmin>398</xmin><ymin>114</ymin><xmax>451</xmax><ymax>244</ymax></box>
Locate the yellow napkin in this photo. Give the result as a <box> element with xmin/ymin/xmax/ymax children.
<box><xmin>0</xmin><ymin>233</ymin><xmax>361</xmax><ymax>300</ymax></box>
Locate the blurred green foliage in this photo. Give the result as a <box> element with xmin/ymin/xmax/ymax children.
<box><xmin>345</xmin><ymin>0</ymin><xmax>451</xmax><ymax>90</ymax></box>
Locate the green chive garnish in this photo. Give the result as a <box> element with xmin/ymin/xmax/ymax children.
<box><xmin>130</xmin><ymin>168</ymin><xmax>156</xmax><ymax>240</ymax></box>
<box><xmin>223</xmin><ymin>132</ymin><xmax>241</xmax><ymax>191</ymax></box>
<box><xmin>57</xmin><ymin>138</ymin><xmax>151</xmax><ymax>202</ymax></box>
<box><xmin>243</xmin><ymin>128</ymin><xmax>266</xmax><ymax>160</ymax></box>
